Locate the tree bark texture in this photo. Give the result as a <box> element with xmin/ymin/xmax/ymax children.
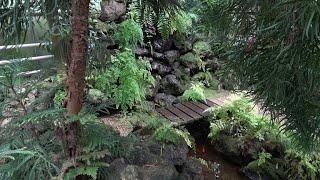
<box><xmin>65</xmin><ymin>0</ymin><xmax>89</xmax><ymax>158</ymax></box>
<box><xmin>67</xmin><ymin>0</ymin><xmax>89</xmax><ymax>115</ymax></box>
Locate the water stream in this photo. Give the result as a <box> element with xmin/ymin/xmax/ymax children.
<box><xmin>186</xmin><ymin>120</ymin><xmax>249</xmax><ymax>180</ymax></box>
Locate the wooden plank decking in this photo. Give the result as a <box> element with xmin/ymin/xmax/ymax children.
<box><xmin>156</xmin><ymin>92</ymin><xmax>231</xmax><ymax>125</ymax></box>
<box><xmin>156</xmin><ymin>99</ymin><xmax>219</xmax><ymax>125</ymax></box>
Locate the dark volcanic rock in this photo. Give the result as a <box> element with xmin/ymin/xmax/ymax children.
<box><xmin>154</xmin><ymin>93</ymin><xmax>179</xmax><ymax>106</ymax></box>
<box><xmin>126</xmin><ymin>145</ymin><xmax>159</xmax><ymax>166</ymax></box>
<box><xmin>179</xmin><ymin>158</ymin><xmax>204</xmax><ymax>180</ymax></box>
<box><xmin>106</xmin><ymin>158</ymin><xmax>131</xmax><ymax>179</ymax></box>
<box><xmin>151</xmin><ymin>62</ymin><xmax>172</xmax><ymax>76</ymax></box>
<box><xmin>161</xmin><ymin>74</ymin><xmax>184</xmax><ymax>96</ymax></box>
<box><xmin>136</xmin><ymin>46</ymin><xmax>150</xmax><ymax>56</ymax></box>
<box><xmin>153</xmin><ymin>39</ymin><xmax>173</xmax><ymax>53</ymax></box>
<box><xmin>148</xmin><ymin>138</ymin><xmax>189</xmax><ymax>166</ymax></box>
<box><xmin>213</xmin><ymin>134</ymin><xmax>252</xmax><ymax>165</ymax></box>
<box><xmin>146</xmin><ymin>76</ymin><xmax>161</xmax><ymax>99</ymax></box>
<box><xmin>172</xmin><ymin>62</ymin><xmax>191</xmax><ymax>80</ymax></box>
<box><xmin>108</xmin><ymin>158</ymin><xmax>127</xmax><ymax>173</ymax></box>
<box><xmin>206</xmin><ymin>57</ymin><xmax>221</xmax><ymax>72</ymax></box>
<box><xmin>140</xmin><ymin>163</ymin><xmax>179</xmax><ymax>180</ymax></box>
<box><xmin>152</xmin><ymin>52</ymin><xmax>166</xmax><ymax>60</ymax></box>
<box><xmin>100</xmin><ymin>0</ymin><xmax>126</xmax><ymax>22</ymax></box>
<box><xmin>164</xmin><ymin>50</ymin><xmax>180</xmax><ymax>65</ymax></box>
<box><xmin>0</xmin><ymin>89</ymin><xmax>4</xmax><ymax>102</ymax></box>
<box><xmin>173</xmin><ymin>35</ymin><xmax>193</xmax><ymax>53</ymax></box>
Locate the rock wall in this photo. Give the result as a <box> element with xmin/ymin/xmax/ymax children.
<box><xmin>98</xmin><ymin>1</ymin><xmax>222</xmax><ymax>107</ymax></box>
<box><xmin>105</xmin><ymin>137</ymin><xmax>206</xmax><ymax>180</ymax></box>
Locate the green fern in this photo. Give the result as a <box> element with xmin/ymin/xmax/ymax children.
<box><xmin>16</xmin><ymin>108</ymin><xmax>66</xmax><ymax>126</ymax></box>
<box><xmin>115</xmin><ymin>19</ymin><xmax>144</xmax><ymax>48</ymax></box>
<box><xmin>129</xmin><ymin>0</ymin><xmax>192</xmax><ymax>38</ymax></box>
<box><xmin>192</xmin><ymin>72</ymin><xmax>218</xmax><ymax>88</ymax></box>
<box><xmin>171</xmin><ymin>11</ymin><xmax>193</xmax><ymax>35</ymax></box>
<box><xmin>0</xmin><ymin>147</ymin><xmax>34</xmax><ymax>160</ymax></box>
<box><xmin>201</xmin><ymin>0</ymin><xmax>320</xmax><ymax>150</ymax></box>
<box><xmin>152</xmin><ymin>124</ymin><xmax>194</xmax><ymax>149</ymax></box>
<box><xmin>193</xmin><ymin>41</ymin><xmax>211</xmax><ymax>55</ymax></box>
<box><xmin>182</xmin><ymin>82</ymin><xmax>206</xmax><ymax>101</ymax></box>
<box><xmin>54</xmin><ymin>90</ymin><xmax>66</xmax><ymax>108</ymax></box>
<box><xmin>152</xmin><ymin>125</ymin><xmax>180</xmax><ymax>145</ymax></box>
<box><xmin>94</xmin><ymin>49</ymin><xmax>155</xmax><ymax>111</ymax></box>
<box><xmin>284</xmin><ymin>149</ymin><xmax>319</xmax><ymax>180</ymax></box>
<box><xmin>157</xmin><ymin>13</ymin><xmax>171</xmax><ymax>39</ymax></box>
<box><xmin>247</xmin><ymin>152</ymin><xmax>272</xmax><ymax>170</ymax></box>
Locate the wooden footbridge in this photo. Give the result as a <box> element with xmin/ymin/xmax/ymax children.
<box><xmin>156</xmin><ymin>93</ymin><xmax>229</xmax><ymax>125</ymax></box>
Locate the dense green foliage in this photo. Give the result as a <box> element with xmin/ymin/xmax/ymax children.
<box><xmin>94</xmin><ymin>49</ymin><xmax>155</xmax><ymax>111</ymax></box>
<box><xmin>182</xmin><ymin>82</ymin><xmax>206</xmax><ymax>101</ymax></box>
<box><xmin>208</xmin><ymin>97</ymin><xmax>283</xmax><ymax>142</ymax></box>
<box><xmin>208</xmin><ymin>97</ymin><xmax>320</xmax><ymax>179</ymax></box>
<box><xmin>0</xmin><ymin>64</ymin><xmax>135</xmax><ymax>179</ymax></box>
<box><xmin>201</xmin><ymin>0</ymin><xmax>320</xmax><ymax>150</ymax></box>
<box><xmin>2</xmin><ymin>0</ymin><xmax>320</xmax><ymax>179</ymax></box>
<box><xmin>152</xmin><ymin>123</ymin><xmax>194</xmax><ymax>149</ymax></box>
<box><xmin>130</xmin><ymin>0</ymin><xmax>193</xmax><ymax>38</ymax></box>
<box><xmin>115</xmin><ymin>19</ymin><xmax>144</xmax><ymax>48</ymax></box>
<box><xmin>0</xmin><ymin>107</ymin><xmax>136</xmax><ymax>179</ymax></box>
<box><xmin>0</xmin><ymin>0</ymin><xmax>70</xmax><ymax>44</ymax></box>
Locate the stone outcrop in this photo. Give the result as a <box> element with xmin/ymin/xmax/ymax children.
<box><xmin>100</xmin><ymin>0</ymin><xmax>126</xmax><ymax>22</ymax></box>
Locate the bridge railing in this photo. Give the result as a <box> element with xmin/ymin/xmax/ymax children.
<box><xmin>0</xmin><ymin>42</ymin><xmax>54</xmax><ymax>76</ymax></box>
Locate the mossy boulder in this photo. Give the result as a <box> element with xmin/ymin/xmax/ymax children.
<box><xmin>173</xmin><ymin>34</ymin><xmax>193</xmax><ymax>53</ymax></box>
<box><xmin>212</xmin><ymin>134</ymin><xmax>253</xmax><ymax>165</ymax></box>
<box><xmin>180</xmin><ymin>52</ymin><xmax>197</xmax><ymax>62</ymax></box>
<box><xmin>100</xmin><ymin>0</ymin><xmax>126</xmax><ymax>22</ymax></box>
<box><xmin>164</xmin><ymin>50</ymin><xmax>180</xmax><ymax>65</ymax></box>
<box><xmin>179</xmin><ymin>52</ymin><xmax>201</xmax><ymax>69</ymax></box>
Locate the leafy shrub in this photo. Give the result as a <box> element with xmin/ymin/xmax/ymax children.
<box><xmin>171</xmin><ymin>11</ymin><xmax>194</xmax><ymax>35</ymax></box>
<box><xmin>54</xmin><ymin>89</ymin><xmax>66</xmax><ymax>108</ymax></box>
<box><xmin>147</xmin><ymin>116</ymin><xmax>168</xmax><ymax>130</ymax></box>
<box><xmin>284</xmin><ymin>150</ymin><xmax>320</xmax><ymax>180</ymax></box>
<box><xmin>179</xmin><ymin>52</ymin><xmax>206</xmax><ymax>71</ymax></box>
<box><xmin>152</xmin><ymin>125</ymin><xmax>180</xmax><ymax>145</ymax></box>
<box><xmin>157</xmin><ymin>10</ymin><xmax>194</xmax><ymax>38</ymax></box>
<box><xmin>182</xmin><ymin>82</ymin><xmax>206</xmax><ymax>101</ymax></box>
<box><xmin>0</xmin><ymin>67</ymin><xmax>134</xmax><ymax>179</ymax></box>
<box><xmin>94</xmin><ymin>49</ymin><xmax>155</xmax><ymax>111</ymax></box>
<box><xmin>0</xmin><ymin>109</ymin><xmax>136</xmax><ymax>179</ymax></box>
<box><xmin>208</xmin><ymin>97</ymin><xmax>277</xmax><ymax>140</ymax></box>
<box><xmin>192</xmin><ymin>72</ymin><xmax>219</xmax><ymax>89</ymax></box>
<box><xmin>180</xmin><ymin>52</ymin><xmax>201</xmax><ymax>63</ymax></box>
<box><xmin>115</xmin><ymin>19</ymin><xmax>144</xmax><ymax>48</ymax></box>
<box><xmin>208</xmin><ymin>96</ymin><xmax>320</xmax><ymax>179</ymax></box>
<box><xmin>129</xmin><ymin>0</ymin><xmax>191</xmax><ymax>39</ymax></box>
<box><xmin>247</xmin><ymin>151</ymin><xmax>272</xmax><ymax>170</ymax></box>
<box><xmin>152</xmin><ymin>124</ymin><xmax>194</xmax><ymax>149</ymax></box>
<box><xmin>193</xmin><ymin>41</ymin><xmax>211</xmax><ymax>55</ymax></box>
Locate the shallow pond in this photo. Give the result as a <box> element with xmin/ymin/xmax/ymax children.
<box><xmin>189</xmin><ymin>142</ymin><xmax>248</xmax><ymax>180</ymax></box>
<box><xmin>186</xmin><ymin>120</ymin><xmax>248</xmax><ymax>180</ymax></box>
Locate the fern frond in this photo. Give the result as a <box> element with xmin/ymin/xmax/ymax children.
<box><xmin>115</xmin><ymin>19</ymin><xmax>144</xmax><ymax>48</ymax></box>
<box><xmin>14</xmin><ymin>108</ymin><xmax>66</xmax><ymax>126</ymax></box>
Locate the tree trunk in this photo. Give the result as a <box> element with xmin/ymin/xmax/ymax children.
<box><xmin>66</xmin><ymin>0</ymin><xmax>90</xmax><ymax>157</ymax></box>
